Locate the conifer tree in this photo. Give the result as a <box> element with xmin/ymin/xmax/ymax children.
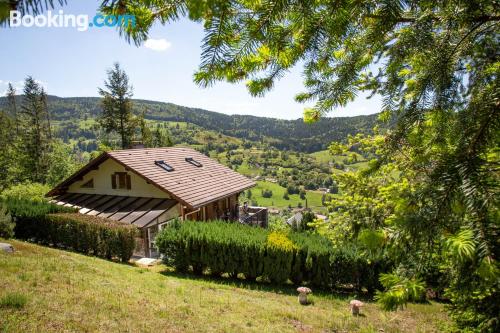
<box><xmin>152</xmin><ymin>127</ymin><xmax>173</xmax><ymax>148</ymax></box>
<box><xmin>40</xmin><ymin>87</ymin><xmax>52</xmax><ymax>140</ymax></box>
<box><xmin>0</xmin><ymin>110</ymin><xmax>14</xmax><ymax>189</ymax></box>
<box><xmin>18</xmin><ymin>76</ymin><xmax>52</xmax><ymax>183</ymax></box>
<box><xmin>139</xmin><ymin>108</ymin><xmax>153</xmax><ymax>147</ymax></box>
<box><xmin>98</xmin><ymin>63</ymin><xmax>135</xmax><ymax>149</ymax></box>
<box><xmin>6</xmin><ymin>83</ymin><xmax>19</xmax><ymax>135</ymax></box>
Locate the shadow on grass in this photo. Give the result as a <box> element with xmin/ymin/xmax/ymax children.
<box><xmin>158</xmin><ymin>268</ymin><xmax>369</xmax><ymax>301</ymax></box>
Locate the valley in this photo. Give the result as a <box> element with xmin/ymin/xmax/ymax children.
<box><xmin>1</xmin><ymin>96</ymin><xmax>378</xmax><ymax>213</ymax></box>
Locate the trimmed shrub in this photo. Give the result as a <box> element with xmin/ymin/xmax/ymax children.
<box><xmin>263</xmin><ymin>232</ymin><xmax>296</xmax><ymax>283</ymax></box>
<box><xmin>5</xmin><ymin>198</ymin><xmax>75</xmax><ymax>241</ymax></box>
<box><xmin>9</xmin><ymin>201</ymin><xmax>138</xmax><ymax>262</ymax></box>
<box><xmin>156</xmin><ymin>220</ymin><xmax>389</xmax><ymax>290</ymax></box>
<box><xmin>49</xmin><ymin>214</ymin><xmax>137</xmax><ymax>262</ymax></box>
<box><xmin>4</xmin><ymin>198</ymin><xmax>75</xmax><ymax>244</ymax></box>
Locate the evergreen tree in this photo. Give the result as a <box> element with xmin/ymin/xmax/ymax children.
<box><xmin>18</xmin><ymin>76</ymin><xmax>52</xmax><ymax>183</ymax></box>
<box><xmin>0</xmin><ymin>110</ymin><xmax>14</xmax><ymax>189</ymax></box>
<box><xmin>139</xmin><ymin>108</ymin><xmax>153</xmax><ymax>147</ymax></box>
<box><xmin>40</xmin><ymin>87</ymin><xmax>52</xmax><ymax>140</ymax></box>
<box><xmin>0</xmin><ymin>1</ymin><xmax>67</xmax><ymax>24</ymax></box>
<box><xmin>152</xmin><ymin>127</ymin><xmax>173</xmax><ymax>147</ymax></box>
<box><xmin>98</xmin><ymin>63</ymin><xmax>135</xmax><ymax>149</ymax></box>
<box><xmin>6</xmin><ymin>83</ymin><xmax>19</xmax><ymax>135</ymax></box>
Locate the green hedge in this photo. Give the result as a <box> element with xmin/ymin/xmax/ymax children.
<box><xmin>45</xmin><ymin>214</ymin><xmax>138</xmax><ymax>262</ymax></box>
<box><xmin>6</xmin><ymin>198</ymin><xmax>76</xmax><ymax>238</ymax></box>
<box><xmin>156</xmin><ymin>220</ymin><xmax>389</xmax><ymax>290</ymax></box>
<box><xmin>7</xmin><ymin>199</ymin><xmax>137</xmax><ymax>262</ymax></box>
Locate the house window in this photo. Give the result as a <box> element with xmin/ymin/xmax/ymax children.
<box><xmin>111</xmin><ymin>172</ymin><xmax>131</xmax><ymax>190</ymax></box>
<box><xmin>80</xmin><ymin>178</ymin><xmax>94</xmax><ymax>189</ymax></box>
<box><xmin>155</xmin><ymin>160</ymin><xmax>174</xmax><ymax>172</ymax></box>
<box><xmin>185</xmin><ymin>157</ymin><xmax>202</xmax><ymax>167</ymax></box>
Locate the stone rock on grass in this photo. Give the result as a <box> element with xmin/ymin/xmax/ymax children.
<box><xmin>0</xmin><ymin>242</ymin><xmax>14</xmax><ymax>253</ymax></box>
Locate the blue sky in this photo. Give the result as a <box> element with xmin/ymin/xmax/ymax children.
<box><xmin>0</xmin><ymin>1</ymin><xmax>381</xmax><ymax>120</ymax></box>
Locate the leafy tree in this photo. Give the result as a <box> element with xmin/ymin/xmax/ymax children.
<box><xmin>0</xmin><ymin>182</ymin><xmax>51</xmax><ymax>203</ymax></box>
<box><xmin>98</xmin><ymin>63</ymin><xmax>136</xmax><ymax>149</ymax></box>
<box><xmin>46</xmin><ymin>140</ymin><xmax>81</xmax><ymax>187</ymax></box>
<box><xmin>261</xmin><ymin>189</ymin><xmax>272</xmax><ymax>198</ymax></box>
<box><xmin>299</xmin><ymin>190</ymin><xmax>306</xmax><ymax>200</ymax></box>
<box><xmin>375</xmin><ymin>273</ymin><xmax>426</xmax><ymax>311</ymax></box>
<box><xmin>98</xmin><ymin>1</ymin><xmax>498</xmax><ymax>329</ymax></box>
<box><xmin>325</xmin><ymin>133</ymin><xmax>499</xmax><ymax>331</ymax></box>
<box><xmin>283</xmin><ymin>191</ymin><xmax>289</xmax><ymax>200</ymax></box>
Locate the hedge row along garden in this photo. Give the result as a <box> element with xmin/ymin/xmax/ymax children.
<box><xmin>7</xmin><ymin>199</ymin><xmax>137</xmax><ymax>262</ymax></box>
<box><xmin>156</xmin><ymin>220</ymin><xmax>390</xmax><ymax>290</ymax></box>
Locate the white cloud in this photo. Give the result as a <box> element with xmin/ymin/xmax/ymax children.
<box><xmin>0</xmin><ymin>79</ymin><xmax>48</xmax><ymax>95</ymax></box>
<box><xmin>143</xmin><ymin>38</ymin><xmax>172</xmax><ymax>51</ymax></box>
<box><xmin>35</xmin><ymin>80</ymin><xmax>48</xmax><ymax>90</ymax></box>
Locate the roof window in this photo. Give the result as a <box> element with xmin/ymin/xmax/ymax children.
<box><xmin>185</xmin><ymin>157</ymin><xmax>202</xmax><ymax>167</ymax></box>
<box><xmin>155</xmin><ymin>160</ymin><xmax>174</xmax><ymax>172</ymax></box>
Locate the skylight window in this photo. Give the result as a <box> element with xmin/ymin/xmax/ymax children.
<box><xmin>185</xmin><ymin>157</ymin><xmax>202</xmax><ymax>167</ymax></box>
<box><xmin>155</xmin><ymin>160</ymin><xmax>174</xmax><ymax>172</ymax></box>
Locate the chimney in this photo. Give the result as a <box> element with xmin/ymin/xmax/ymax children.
<box><xmin>129</xmin><ymin>141</ymin><xmax>145</xmax><ymax>149</ymax></box>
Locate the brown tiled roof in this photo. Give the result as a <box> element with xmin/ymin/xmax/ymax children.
<box><xmin>50</xmin><ymin>194</ymin><xmax>177</xmax><ymax>228</ymax></box>
<box><xmin>47</xmin><ymin>147</ymin><xmax>255</xmax><ymax>208</ymax></box>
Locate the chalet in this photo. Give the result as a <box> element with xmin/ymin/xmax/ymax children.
<box><xmin>47</xmin><ymin>147</ymin><xmax>267</xmax><ymax>257</ymax></box>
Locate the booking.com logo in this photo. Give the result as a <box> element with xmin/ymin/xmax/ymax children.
<box><xmin>9</xmin><ymin>10</ymin><xmax>136</xmax><ymax>32</ymax></box>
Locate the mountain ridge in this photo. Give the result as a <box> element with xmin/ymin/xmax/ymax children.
<box><xmin>0</xmin><ymin>95</ymin><xmax>380</xmax><ymax>152</ymax></box>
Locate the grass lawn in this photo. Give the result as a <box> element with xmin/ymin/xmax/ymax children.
<box><xmin>310</xmin><ymin>150</ymin><xmax>335</xmax><ymax>164</ymax></box>
<box><xmin>249</xmin><ymin>181</ymin><xmax>326</xmax><ymax>212</ymax></box>
<box><xmin>235</xmin><ymin>161</ymin><xmax>260</xmax><ymax>176</ymax></box>
<box><xmin>0</xmin><ymin>240</ymin><xmax>451</xmax><ymax>333</ymax></box>
<box><xmin>310</xmin><ymin>150</ymin><xmax>368</xmax><ymax>170</ymax></box>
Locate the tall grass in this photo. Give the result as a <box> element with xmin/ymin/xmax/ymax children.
<box><xmin>0</xmin><ymin>292</ymin><xmax>28</xmax><ymax>309</ymax></box>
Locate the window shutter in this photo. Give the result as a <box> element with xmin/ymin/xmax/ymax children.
<box><xmin>111</xmin><ymin>174</ymin><xmax>116</xmax><ymax>189</ymax></box>
<box><xmin>126</xmin><ymin>174</ymin><xmax>131</xmax><ymax>190</ymax></box>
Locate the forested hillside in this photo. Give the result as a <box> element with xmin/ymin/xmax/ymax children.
<box><xmin>0</xmin><ymin>95</ymin><xmax>379</xmax><ymax>152</ymax></box>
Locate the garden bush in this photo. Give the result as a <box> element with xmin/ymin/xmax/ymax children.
<box><xmin>36</xmin><ymin>213</ymin><xmax>136</xmax><ymax>262</ymax></box>
<box><xmin>0</xmin><ymin>203</ymin><xmax>14</xmax><ymax>239</ymax></box>
<box><xmin>7</xmin><ymin>198</ymin><xmax>138</xmax><ymax>262</ymax></box>
<box><xmin>156</xmin><ymin>220</ymin><xmax>389</xmax><ymax>290</ymax></box>
<box><xmin>0</xmin><ymin>183</ymin><xmax>51</xmax><ymax>203</ymax></box>
<box><xmin>5</xmin><ymin>198</ymin><xmax>76</xmax><ymax>240</ymax></box>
